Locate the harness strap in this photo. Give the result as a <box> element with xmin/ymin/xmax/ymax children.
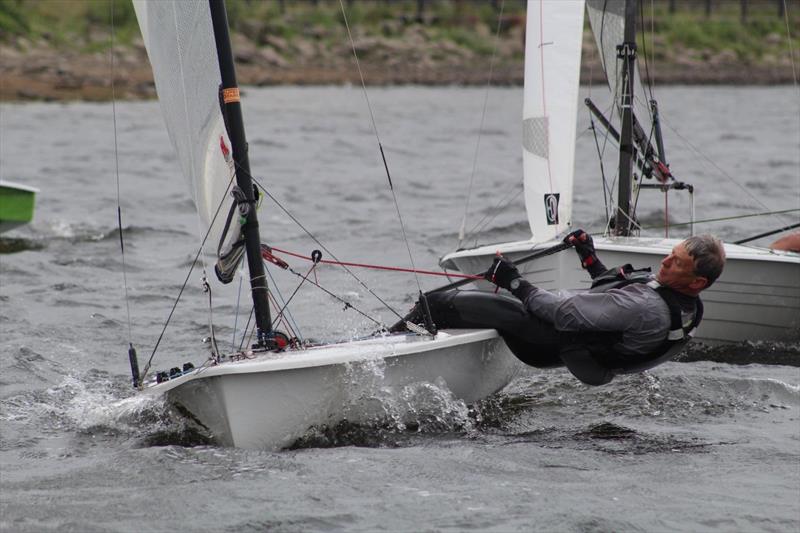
<box><xmin>578</xmin><ymin>264</ymin><xmax>703</xmax><ymax>377</ymax></box>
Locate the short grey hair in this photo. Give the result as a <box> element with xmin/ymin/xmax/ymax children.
<box><xmin>683</xmin><ymin>234</ymin><xmax>726</xmax><ymax>287</ymax></box>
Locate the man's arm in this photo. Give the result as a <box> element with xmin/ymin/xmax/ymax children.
<box><xmin>523</xmin><ymin>287</ymin><xmax>645</xmax><ymax>332</ymax></box>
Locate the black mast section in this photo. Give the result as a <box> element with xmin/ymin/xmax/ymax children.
<box><xmin>208</xmin><ymin>0</ymin><xmax>272</xmax><ymax>345</ymax></box>
<box><xmin>614</xmin><ymin>0</ymin><xmax>638</xmax><ymax>236</ymax></box>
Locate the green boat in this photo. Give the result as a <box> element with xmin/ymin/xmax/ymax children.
<box><xmin>0</xmin><ymin>181</ymin><xmax>38</xmax><ymax>234</ymax></box>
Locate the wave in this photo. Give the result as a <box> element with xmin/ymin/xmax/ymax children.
<box><xmin>679</xmin><ymin>340</ymin><xmax>800</xmax><ymax>367</ymax></box>
<box><xmin>0</xmin><ymin>237</ymin><xmax>46</xmax><ymax>254</ymax></box>
<box><xmin>1</xmin><ymin>222</ymin><xmax>193</xmax><ymax>250</ymax></box>
<box><xmin>290</xmin><ymin>360</ymin><xmax>477</xmax><ymax>449</ymax></box>
<box><xmin>0</xmin><ymin>370</ymin><xmax>199</xmax><ymax>450</ymax></box>
<box><xmin>4</xmin><ymin>351</ymin><xmax>795</xmax><ymax>453</ymax></box>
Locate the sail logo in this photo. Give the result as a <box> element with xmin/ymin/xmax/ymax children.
<box><xmin>544</xmin><ymin>193</ymin><xmax>559</xmax><ymax>225</ymax></box>
<box><xmin>220</xmin><ymin>136</ymin><xmax>231</xmax><ymax>163</ymax></box>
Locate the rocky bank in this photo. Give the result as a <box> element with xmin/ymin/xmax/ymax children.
<box><xmin>1</xmin><ymin>28</ymin><xmax>795</xmax><ymax>102</ymax></box>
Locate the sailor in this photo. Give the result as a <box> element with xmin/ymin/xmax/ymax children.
<box><xmin>770</xmin><ymin>231</ymin><xmax>800</xmax><ymax>253</ymax></box>
<box><xmin>408</xmin><ymin>230</ymin><xmax>725</xmax><ymax>385</ymax></box>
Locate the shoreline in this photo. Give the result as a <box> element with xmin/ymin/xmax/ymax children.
<box><xmin>1</xmin><ymin>43</ymin><xmax>795</xmax><ymax>103</ymax></box>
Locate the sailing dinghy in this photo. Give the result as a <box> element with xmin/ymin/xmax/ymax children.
<box><xmin>441</xmin><ymin>0</ymin><xmax>800</xmax><ymax>344</ymax></box>
<box><xmin>0</xmin><ymin>180</ymin><xmax>38</xmax><ymax>234</ymax></box>
<box><xmin>128</xmin><ymin>0</ymin><xmax>517</xmax><ymax>449</ymax></box>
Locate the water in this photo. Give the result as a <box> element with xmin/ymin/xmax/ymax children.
<box><xmin>1</xmin><ymin>86</ymin><xmax>799</xmax><ymax>532</ymax></box>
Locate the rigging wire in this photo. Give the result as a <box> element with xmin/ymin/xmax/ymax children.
<box><xmin>649</xmin><ymin>0</ymin><xmax>656</xmax><ymax>94</ymax></box>
<box><xmin>240</xmin><ymin>163</ymin><xmax>404</xmax><ymax>322</ymax></box>
<box><xmin>457</xmin><ymin>0</ymin><xmax>505</xmax><ymax>248</ymax></box>
<box><xmin>139</xmin><ymin>172</ymin><xmax>236</xmax><ymax>382</ymax></box>
<box><xmin>231</xmin><ymin>267</ymin><xmax>244</xmax><ymax>350</ymax></box>
<box><xmin>269</xmin><ymin>263</ymin><xmax>317</xmax><ymax>332</ymax></box>
<box><xmin>202</xmin><ymin>274</ymin><xmax>221</xmax><ymax>358</ymax></box>
<box><xmin>238</xmin><ymin>306</ymin><xmax>254</xmax><ymax>352</ymax></box>
<box><xmin>110</xmin><ymin>0</ymin><xmax>134</xmax><ymax>350</ymax></box>
<box><xmin>658</xmin><ymin>115</ymin><xmax>796</xmax><ymax>230</ymax></box>
<box><xmin>462</xmin><ymin>180</ymin><xmax>524</xmax><ymax>245</ymax></box>
<box><xmin>588</xmin><ymin>119</ymin><xmax>612</xmax><ymax>222</ymax></box>
<box><xmin>338</xmin><ymin>0</ymin><xmax>426</xmax><ymax>304</ymax></box>
<box><xmin>284</xmin><ymin>265</ymin><xmax>386</xmax><ymax>328</ymax></box>
<box><xmin>263</xmin><ymin>263</ymin><xmax>303</xmax><ymax>341</ymax></box>
<box><xmin>782</xmin><ymin>0</ymin><xmax>798</xmax><ymax>86</ymax></box>
<box><xmin>637</xmin><ymin>0</ymin><xmax>656</xmax><ymax>109</ymax></box>
<box><xmin>637</xmin><ymin>208</ymin><xmax>799</xmax><ymax>233</ymax></box>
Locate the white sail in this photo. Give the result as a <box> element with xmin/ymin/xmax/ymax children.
<box><xmin>133</xmin><ymin>0</ymin><xmax>244</xmax><ymax>281</ymax></box>
<box><xmin>522</xmin><ymin>0</ymin><xmax>585</xmax><ymax>243</ymax></box>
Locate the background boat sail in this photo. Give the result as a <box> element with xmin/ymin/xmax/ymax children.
<box><xmin>129</xmin><ymin>0</ymin><xmax>518</xmax><ymax>448</ymax></box>
<box><xmin>440</xmin><ymin>0</ymin><xmax>800</xmax><ymax>344</ymax></box>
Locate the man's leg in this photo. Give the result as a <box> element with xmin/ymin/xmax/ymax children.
<box><xmin>423</xmin><ymin>290</ymin><xmax>563</xmax><ymax>368</ymax></box>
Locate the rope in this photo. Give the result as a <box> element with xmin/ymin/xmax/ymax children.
<box><xmin>268</xmin><ymin>246</ymin><xmax>481</xmax><ymax>281</ymax></box>
<box><xmin>458</xmin><ymin>0</ymin><xmax>505</xmax><ymax>248</ymax></box>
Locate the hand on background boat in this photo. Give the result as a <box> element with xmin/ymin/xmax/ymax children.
<box><xmin>484</xmin><ymin>255</ymin><xmax>521</xmax><ymax>291</ymax></box>
<box><xmin>563</xmin><ymin>228</ymin><xmax>606</xmax><ymax>278</ymax></box>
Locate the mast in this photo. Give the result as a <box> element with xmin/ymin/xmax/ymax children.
<box><xmin>614</xmin><ymin>0</ymin><xmax>638</xmax><ymax>236</ymax></box>
<box><xmin>208</xmin><ymin>0</ymin><xmax>273</xmax><ymax>346</ymax></box>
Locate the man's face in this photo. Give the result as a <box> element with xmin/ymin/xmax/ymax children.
<box><xmin>656</xmin><ymin>243</ymin><xmax>708</xmax><ymax>293</ymax></box>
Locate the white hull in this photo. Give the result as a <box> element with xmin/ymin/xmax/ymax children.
<box><xmin>144</xmin><ymin>329</ymin><xmax>518</xmax><ymax>449</ymax></box>
<box><xmin>440</xmin><ymin>237</ymin><xmax>800</xmax><ymax>344</ymax></box>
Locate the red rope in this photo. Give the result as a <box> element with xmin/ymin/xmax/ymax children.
<box><xmin>269</xmin><ymin>246</ymin><xmax>482</xmax><ymax>280</ymax></box>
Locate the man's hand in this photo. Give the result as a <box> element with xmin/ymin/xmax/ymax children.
<box><xmin>564</xmin><ymin>229</ymin><xmax>595</xmax><ymax>260</ymax></box>
<box><xmin>484</xmin><ymin>255</ymin><xmax>521</xmax><ymax>291</ymax></box>
<box><xmin>564</xmin><ymin>229</ymin><xmax>606</xmax><ymax>277</ymax></box>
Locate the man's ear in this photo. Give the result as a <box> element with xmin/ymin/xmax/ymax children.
<box><xmin>690</xmin><ymin>276</ymin><xmax>709</xmax><ymax>292</ymax></box>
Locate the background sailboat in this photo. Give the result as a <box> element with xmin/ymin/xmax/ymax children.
<box><xmin>129</xmin><ymin>0</ymin><xmax>518</xmax><ymax>449</ymax></box>
<box><xmin>441</xmin><ymin>0</ymin><xmax>800</xmax><ymax>344</ymax></box>
<box><xmin>0</xmin><ymin>180</ymin><xmax>37</xmax><ymax>234</ymax></box>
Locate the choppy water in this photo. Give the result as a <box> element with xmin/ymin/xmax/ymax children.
<box><xmin>1</xmin><ymin>86</ymin><xmax>799</xmax><ymax>532</ymax></box>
